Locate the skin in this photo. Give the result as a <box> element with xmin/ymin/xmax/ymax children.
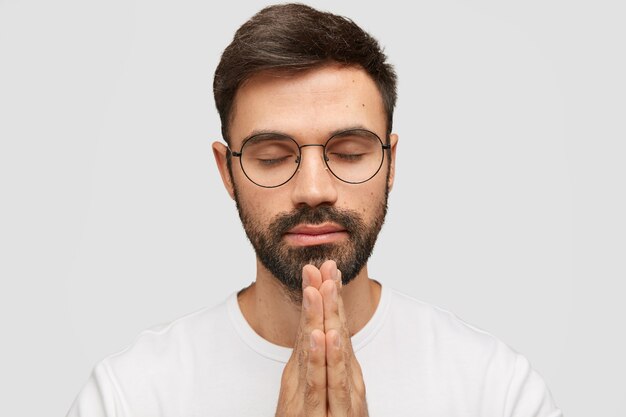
<box><xmin>212</xmin><ymin>64</ymin><xmax>398</xmax><ymax>416</ymax></box>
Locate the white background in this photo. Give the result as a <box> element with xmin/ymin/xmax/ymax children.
<box><xmin>1</xmin><ymin>0</ymin><xmax>624</xmax><ymax>416</ymax></box>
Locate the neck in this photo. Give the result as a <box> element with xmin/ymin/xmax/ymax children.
<box><xmin>237</xmin><ymin>259</ymin><xmax>381</xmax><ymax>347</ymax></box>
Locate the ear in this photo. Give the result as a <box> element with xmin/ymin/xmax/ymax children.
<box><xmin>387</xmin><ymin>133</ymin><xmax>399</xmax><ymax>191</ymax></box>
<box><xmin>212</xmin><ymin>141</ymin><xmax>236</xmax><ymax>200</ymax></box>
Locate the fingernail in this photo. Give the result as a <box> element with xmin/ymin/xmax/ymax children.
<box><xmin>333</xmin><ymin>334</ymin><xmax>340</xmax><ymax>348</ymax></box>
<box><xmin>331</xmin><ymin>282</ymin><xmax>337</xmax><ymax>301</ymax></box>
<box><xmin>303</xmin><ymin>293</ymin><xmax>309</xmax><ymax>309</ymax></box>
<box><xmin>310</xmin><ymin>333</ymin><xmax>317</xmax><ymax>349</ymax></box>
<box><xmin>302</xmin><ymin>270</ymin><xmax>309</xmax><ymax>289</ymax></box>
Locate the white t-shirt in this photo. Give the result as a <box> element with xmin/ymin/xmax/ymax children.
<box><xmin>67</xmin><ymin>286</ymin><xmax>562</xmax><ymax>416</ymax></box>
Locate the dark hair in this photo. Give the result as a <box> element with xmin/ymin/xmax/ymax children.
<box><xmin>213</xmin><ymin>3</ymin><xmax>397</xmax><ymax>145</ymax></box>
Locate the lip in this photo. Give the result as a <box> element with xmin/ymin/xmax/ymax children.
<box><xmin>284</xmin><ymin>223</ymin><xmax>348</xmax><ymax>246</ymax></box>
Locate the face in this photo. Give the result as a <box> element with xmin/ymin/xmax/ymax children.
<box><xmin>213</xmin><ymin>64</ymin><xmax>398</xmax><ymax>301</ymax></box>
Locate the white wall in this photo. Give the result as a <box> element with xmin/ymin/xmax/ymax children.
<box><xmin>1</xmin><ymin>1</ymin><xmax>624</xmax><ymax>416</ymax></box>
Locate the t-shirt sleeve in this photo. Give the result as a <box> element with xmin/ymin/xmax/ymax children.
<box><xmin>66</xmin><ymin>361</ymin><xmax>121</xmax><ymax>417</ymax></box>
<box><xmin>504</xmin><ymin>353</ymin><xmax>563</xmax><ymax>417</ymax></box>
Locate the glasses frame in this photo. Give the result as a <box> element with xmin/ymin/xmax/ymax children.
<box><xmin>229</xmin><ymin>128</ymin><xmax>391</xmax><ymax>188</ymax></box>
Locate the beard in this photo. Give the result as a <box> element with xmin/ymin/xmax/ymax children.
<box><xmin>233</xmin><ymin>188</ymin><xmax>389</xmax><ymax>303</ymax></box>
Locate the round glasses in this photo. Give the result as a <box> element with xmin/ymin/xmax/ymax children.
<box><xmin>229</xmin><ymin>129</ymin><xmax>391</xmax><ymax>188</ymax></box>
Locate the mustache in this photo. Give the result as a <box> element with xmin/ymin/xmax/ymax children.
<box><xmin>269</xmin><ymin>205</ymin><xmax>363</xmax><ymax>236</ymax></box>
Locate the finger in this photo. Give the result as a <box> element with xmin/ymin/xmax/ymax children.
<box><xmin>320</xmin><ymin>273</ymin><xmax>349</xmax><ymax>350</ymax></box>
<box><xmin>325</xmin><ymin>329</ymin><xmax>351</xmax><ymax>416</ymax></box>
<box><xmin>319</xmin><ymin>259</ymin><xmax>338</xmax><ymax>283</ymax></box>
<box><xmin>279</xmin><ymin>287</ymin><xmax>325</xmax><ymax>417</ymax></box>
<box><xmin>295</xmin><ymin>265</ymin><xmax>323</xmax><ymax>352</ymax></box>
<box><xmin>319</xmin><ymin>260</ymin><xmax>345</xmax><ymax>340</ymax></box>
<box><xmin>304</xmin><ymin>329</ymin><xmax>327</xmax><ymax>416</ymax></box>
<box><xmin>303</xmin><ymin>286</ymin><xmax>324</xmax><ymax>329</ymax></box>
<box><xmin>302</xmin><ymin>264</ymin><xmax>323</xmax><ymax>290</ymax></box>
<box><xmin>295</xmin><ymin>286</ymin><xmax>324</xmax><ymax>354</ymax></box>
<box><xmin>320</xmin><ymin>273</ymin><xmax>359</xmax><ymax>391</ymax></box>
<box><xmin>334</xmin><ymin>270</ymin><xmax>350</xmax><ymax>341</ymax></box>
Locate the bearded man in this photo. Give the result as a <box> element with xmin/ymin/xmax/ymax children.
<box><xmin>67</xmin><ymin>4</ymin><xmax>562</xmax><ymax>416</ymax></box>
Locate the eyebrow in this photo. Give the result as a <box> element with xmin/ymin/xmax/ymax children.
<box><xmin>240</xmin><ymin>124</ymin><xmax>376</xmax><ymax>144</ymax></box>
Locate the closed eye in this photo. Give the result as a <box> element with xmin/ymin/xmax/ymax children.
<box><xmin>330</xmin><ymin>153</ymin><xmax>365</xmax><ymax>161</ymax></box>
<box><xmin>257</xmin><ymin>156</ymin><xmax>293</xmax><ymax>166</ymax></box>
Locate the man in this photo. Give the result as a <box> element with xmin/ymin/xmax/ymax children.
<box><xmin>67</xmin><ymin>4</ymin><xmax>562</xmax><ymax>416</ymax></box>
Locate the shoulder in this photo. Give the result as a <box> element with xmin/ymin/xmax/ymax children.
<box><xmin>377</xmin><ymin>288</ymin><xmax>561</xmax><ymax>415</ymax></box>
<box><xmin>385</xmin><ymin>288</ymin><xmax>520</xmax><ymax>369</ymax></box>
<box><xmin>99</xmin><ymin>295</ymin><xmax>234</xmax><ymax>380</ymax></box>
<box><xmin>67</xmin><ymin>296</ymin><xmax>237</xmax><ymax>416</ymax></box>
<box><xmin>388</xmin><ymin>289</ymin><xmax>503</xmax><ymax>340</ymax></box>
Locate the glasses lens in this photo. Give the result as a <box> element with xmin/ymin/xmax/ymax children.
<box><xmin>240</xmin><ymin>134</ymin><xmax>300</xmax><ymax>187</ymax></box>
<box><xmin>325</xmin><ymin>130</ymin><xmax>384</xmax><ymax>183</ymax></box>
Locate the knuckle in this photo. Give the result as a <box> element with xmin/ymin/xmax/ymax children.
<box><xmin>354</xmin><ymin>379</ymin><xmax>366</xmax><ymax>398</ymax></box>
<box><xmin>305</xmin><ymin>374</ymin><xmax>322</xmax><ymax>393</ymax></box>
<box><xmin>304</xmin><ymin>386</ymin><xmax>322</xmax><ymax>409</ymax></box>
<box><xmin>329</xmin><ymin>377</ymin><xmax>351</xmax><ymax>401</ymax></box>
<box><xmin>339</xmin><ymin>378</ymin><xmax>352</xmax><ymax>396</ymax></box>
<box><xmin>308</xmin><ymin>348</ymin><xmax>323</xmax><ymax>365</ymax></box>
<box><xmin>297</xmin><ymin>347</ymin><xmax>308</xmax><ymax>368</ymax></box>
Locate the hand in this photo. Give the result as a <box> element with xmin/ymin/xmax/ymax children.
<box><xmin>275</xmin><ymin>260</ymin><xmax>368</xmax><ymax>417</ymax></box>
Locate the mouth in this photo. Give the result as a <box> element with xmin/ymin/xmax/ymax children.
<box><xmin>283</xmin><ymin>223</ymin><xmax>348</xmax><ymax>246</ymax></box>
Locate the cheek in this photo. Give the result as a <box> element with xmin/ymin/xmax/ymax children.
<box><xmin>236</xmin><ymin>183</ymin><xmax>286</xmax><ymax>222</ymax></box>
<box><xmin>339</xmin><ymin>182</ymin><xmax>387</xmax><ymax>218</ymax></box>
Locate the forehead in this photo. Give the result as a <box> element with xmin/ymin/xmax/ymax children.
<box><xmin>229</xmin><ymin>65</ymin><xmax>386</xmax><ymax>147</ymax></box>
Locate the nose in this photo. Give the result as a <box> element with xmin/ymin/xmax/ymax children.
<box><xmin>290</xmin><ymin>145</ymin><xmax>339</xmax><ymax>208</ymax></box>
